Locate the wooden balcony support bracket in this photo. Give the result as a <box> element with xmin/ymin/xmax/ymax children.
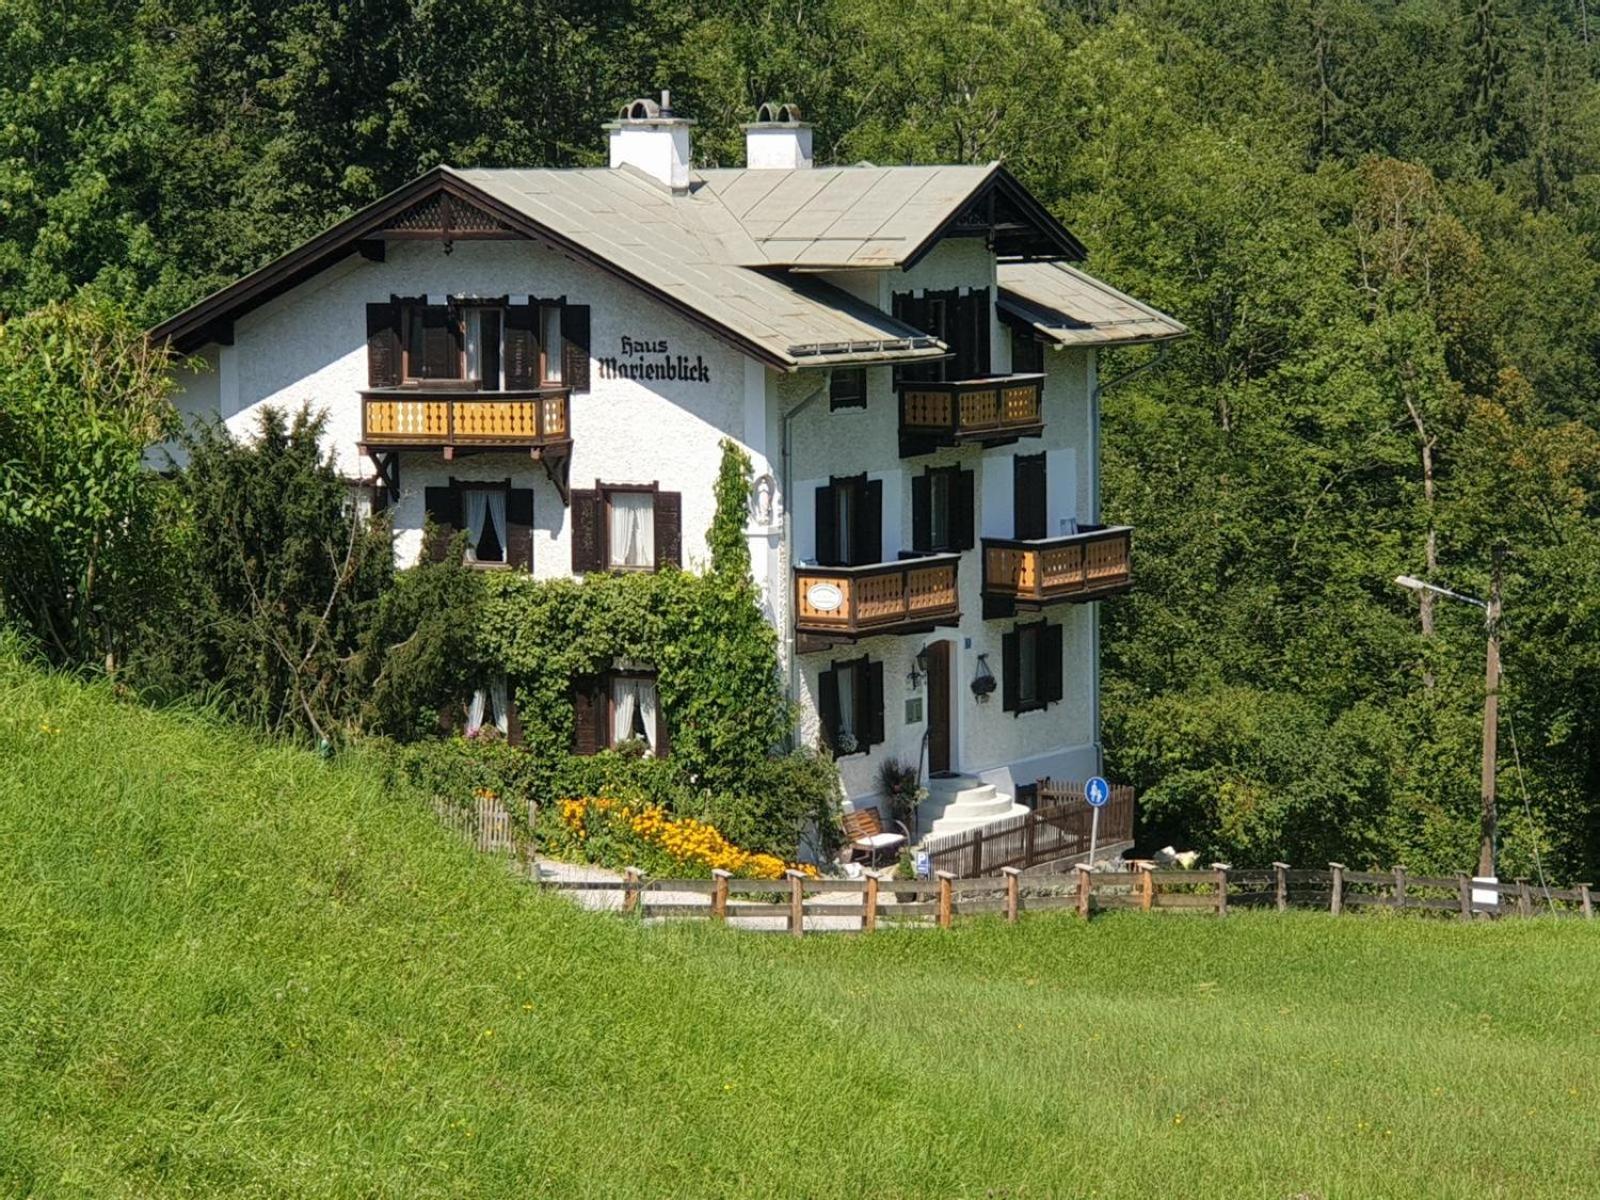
<box><xmin>359</xmin><ymin>445</ymin><xmax>402</xmax><ymax>505</ymax></box>
<box><xmin>536</xmin><ymin>439</ymin><xmax>573</xmax><ymax>505</ymax></box>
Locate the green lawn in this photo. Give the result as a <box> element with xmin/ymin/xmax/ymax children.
<box><xmin>3</xmin><ymin>655</ymin><xmax>1598</xmax><ymax>1199</ymax></box>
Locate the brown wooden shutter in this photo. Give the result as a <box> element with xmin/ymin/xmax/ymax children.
<box><xmin>505</xmin><ymin>685</ymin><xmax>524</xmax><ymax>747</ymax></box>
<box><xmin>1013</xmin><ymin>453</ymin><xmax>1047</xmax><ymax>540</ymax></box>
<box><xmin>570</xmin><ymin>488</ymin><xmax>602</xmax><ymax>572</ymax></box>
<box><xmin>817</xmin><ymin>665</ymin><xmax>840</xmax><ymax>752</ymax></box>
<box><xmin>862</xmin><ymin>659</ymin><xmax>885</xmax><ymax>749</ymax></box>
<box><xmin>1041</xmin><ymin>621</ymin><xmax>1064</xmax><ymax>706</ymax></box>
<box><xmin>366</xmin><ymin>301</ymin><xmax>401</xmax><ymax>387</ymax></box>
<box><xmin>893</xmin><ymin>291</ymin><xmax>934</xmax><ymax>385</ymax></box>
<box><xmin>954</xmin><ymin>468</ymin><xmax>976</xmax><ymax>550</ymax></box>
<box><xmin>504</xmin><ymin>304</ymin><xmax>538</xmax><ymax>389</ymax></box>
<box><xmin>814</xmin><ymin>483</ymin><xmax>839</xmax><ymax>566</ymax></box>
<box><xmin>654</xmin><ymin>490</ymin><xmax>682</xmax><ymax>569</ymax></box>
<box><xmin>418</xmin><ymin>305</ymin><xmax>460</xmax><ymax>379</ymax></box>
<box><xmin>561</xmin><ymin>305</ymin><xmax>591</xmax><ymax>393</ymax></box>
<box><xmin>1001</xmin><ymin>627</ymin><xmax>1021</xmax><ymax>713</ymax></box>
<box><xmin>653</xmin><ymin>686</ymin><xmax>671</xmax><ymax>760</ymax></box>
<box><xmin>962</xmin><ymin>287</ymin><xmax>991</xmax><ymax>378</ymax></box>
<box><xmin>505</xmin><ymin>488</ymin><xmax>534</xmax><ymax>571</ymax></box>
<box><xmin>571</xmin><ymin>676</ymin><xmax>605</xmax><ymax>755</ymax></box>
<box><xmin>857</xmin><ymin>478</ymin><xmax>883</xmax><ymax>566</ymax></box>
<box><xmin>911</xmin><ymin>472</ymin><xmax>931</xmax><ymax>552</ymax></box>
<box><xmin>423</xmin><ymin>485</ymin><xmax>462</xmax><ymax>562</ymax></box>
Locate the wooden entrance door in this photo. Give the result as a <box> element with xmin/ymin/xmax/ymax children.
<box><xmin>926</xmin><ymin>640</ymin><xmax>952</xmax><ymax>775</ymax></box>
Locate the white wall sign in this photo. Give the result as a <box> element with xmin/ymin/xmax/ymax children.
<box><xmin>598</xmin><ymin>336</ymin><xmax>712</xmax><ymax>383</ymax></box>
<box><xmin>805</xmin><ymin>582</ymin><xmax>844</xmax><ymax>612</ymax></box>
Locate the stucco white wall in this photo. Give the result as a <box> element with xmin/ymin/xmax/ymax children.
<box><xmin>778</xmin><ymin>314</ymin><xmax>1104</xmax><ymax>809</ymax></box>
<box><xmin>167</xmin><ymin>238</ymin><xmax>756</xmax><ymax>574</ymax></box>
<box><xmin>163</xmin><ymin>223</ymin><xmax>1106</xmax><ymax>813</ymax></box>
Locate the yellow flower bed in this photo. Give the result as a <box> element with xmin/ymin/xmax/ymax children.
<box><xmin>558</xmin><ymin>796</ymin><xmax>817</xmax><ymax>880</ymax></box>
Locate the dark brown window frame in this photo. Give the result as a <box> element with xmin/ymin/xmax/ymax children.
<box><xmin>572</xmin><ymin>668</ymin><xmax>669</xmax><ymax>758</ymax></box>
<box><xmin>817</xmin><ymin>653</ymin><xmax>885</xmax><ymax>757</ymax></box>
<box><xmin>397</xmin><ymin>298</ymin><xmax>568</xmax><ymax>390</ymax></box>
<box><xmin>600</xmin><ymin>481</ymin><xmax>660</xmax><ymax>573</ymax></box>
<box><xmin>1002</xmin><ymin>617</ymin><xmax>1063</xmax><ymax>717</ymax></box>
<box><xmin>830</xmin><ymin>367</ymin><xmax>868</xmax><ymax>410</ymax></box>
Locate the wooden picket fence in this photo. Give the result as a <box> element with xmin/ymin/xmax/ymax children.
<box><xmin>433</xmin><ymin>794</ymin><xmax>535</xmax><ymax>857</ymax></box>
<box><xmin>531</xmin><ymin>861</ymin><xmax>1597</xmax><ymax>935</ymax></box>
<box><xmin>922</xmin><ymin>779</ymin><xmax>1136</xmax><ymax>877</ymax></box>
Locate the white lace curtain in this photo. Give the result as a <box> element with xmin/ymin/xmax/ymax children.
<box><xmin>610</xmin><ymin>676</ymin><xmax>658</xmax><ymax>756</ymax></box>
<box><xmin>466</xmin><ymin>675</ymin><xmax>511</xmax><ymax>736</ymax></box>
<box><xmin>463</xmin><ymin>488</ymin><xmax>507</xmax><ymax>563</ymax></box>
<box><xmin>608</xmin><ymin>492</ymin><xmax>654</xmax><ymax>569</ymax></box>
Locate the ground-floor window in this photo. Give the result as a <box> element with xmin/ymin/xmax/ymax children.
<box><xmin>818</xmin><ymin>655</ymin><xmax>885</xmax><ymax>756</ymax></box>
<box><xmin>572</xmin><ymin>670</ymin><xmax>668</xmax><ymax>757</ymax></box>
<box><xmin>1002</xmin><ymin>619</ymin><xmax>1063</xmax><ymax>715</ymax></box>
<box><xmin>464</xmin><ymin>674</ymin><xmax>520</xmax><ymax>743</ymax></box>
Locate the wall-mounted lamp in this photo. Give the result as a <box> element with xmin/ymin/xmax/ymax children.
<box><xmin>906</xmin><ymin>644</ymin><xmax>930</xmax><ymax>692</ymax></box>
<box><xmin>971</xmin><ymin>653</ymin><xmax>997</xmax><ymax>703</ymax></box>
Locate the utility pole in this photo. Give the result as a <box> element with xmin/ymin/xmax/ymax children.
<box><xmin>1477</xmin><ymin>544</ymin><xmax>1505</xmax><ymax>879</ymax></box>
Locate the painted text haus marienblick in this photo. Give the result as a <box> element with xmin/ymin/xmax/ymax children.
<box><xmin>152</xmin><ymin>96</ymin><xmax>1184</xmax><ymax>836</ymax></box>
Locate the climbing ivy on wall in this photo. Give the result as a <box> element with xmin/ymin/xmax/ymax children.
<box><xmin>394</xmin><ymin>439</ymin><xmax>840</xmax><ymax>859</ymax></box>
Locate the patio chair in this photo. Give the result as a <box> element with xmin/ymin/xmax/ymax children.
<box><xmin>840</xmin><ymin>807</ymin><xmax>909</xmax><ymax>867</ymax></box>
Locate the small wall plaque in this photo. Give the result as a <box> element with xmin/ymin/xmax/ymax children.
<box><xmin>905</xmin><ymin>697</ymin><xmax>923</xmax><ymax>725</ymax></box>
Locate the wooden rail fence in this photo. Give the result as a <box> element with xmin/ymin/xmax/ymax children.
<box><xmin>529</xmin><ymin>862</ymin><xmax>1596</xmax><ymax>935</ymax></box>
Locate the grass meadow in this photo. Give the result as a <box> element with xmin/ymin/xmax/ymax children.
<box><xmin>3</xmin><ymin>654</ymin><xmax>1598</xmax><ymax>1199</ymax></box>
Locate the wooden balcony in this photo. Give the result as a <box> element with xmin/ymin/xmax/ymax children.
<box><xmin>360</xmin><ymin>388</ymin><xmax>571</xmax><ymax>452</ymax></box>
<box><xmin>794</xmin><ymin>554</ymin><xmax>961</xmax><ymax>646</ymax></box>
<box><xmin>981</xmin><ymin>525</ymin><xmax>1132</xmax><ymax>616</ymax></box>
<box><xmin>898</xmin><ymin>373</ymin><xmax>1044</xmax><ymax>455</ymax></box>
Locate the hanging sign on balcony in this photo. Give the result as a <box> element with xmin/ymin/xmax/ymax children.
<box><xmin>598</xmin><ymin>336</ymin><xmax>712</xmax><ymax>384</ymax></box>
<box><xmin>805</xmin><ymin>582</ymin><xmax>844</xmax><ymax>613</ymax></box>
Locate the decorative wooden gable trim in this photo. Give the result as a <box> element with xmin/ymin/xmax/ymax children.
<box><xmin>904</xmin><ymin>166</ymin><xmax>1087</xmax><ymax>268</ymax></box>
<box><xmin>380</xmin><ymin>191</ymin><xmax>517</xmax><ymax>241</ymax></box>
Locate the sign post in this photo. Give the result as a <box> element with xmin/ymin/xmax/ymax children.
<box><xmin>1084</xmin><ymin>776</ymin><xmax>1110</xmax><ymax>864</ymax></box>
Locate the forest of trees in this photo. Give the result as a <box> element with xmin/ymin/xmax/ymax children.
<box><xmin>5</xmin><ymin>0</ymin><xmax>1600</xmax><ymax>878</ymax></box>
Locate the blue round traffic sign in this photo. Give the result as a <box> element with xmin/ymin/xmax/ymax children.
<box><xmin>1084</xmin><ymin>776</ymin><xmax>1110</xmax><ymax>808</ymax></box>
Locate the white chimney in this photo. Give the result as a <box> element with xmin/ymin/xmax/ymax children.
<box><xmin>743</xmin><ymin>102</ymin><xmax>813</xmax><ymax>170</ymax></box>
<box><xmin>605</xmin><ymin>91</ymin><xmax>694</xmax><ymax>192</ymax></box>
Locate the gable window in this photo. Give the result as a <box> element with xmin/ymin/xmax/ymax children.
<box><xmin>830</xmin><ymin>367</ymin><xmax>867</xmax><ymax>411</ymax></box>
<box><xmin>572</xmin><ymin>669</ymin><xmax>668</xmax><ymax>758</ymax></box>
<box><xmin>1002</xmin><ymin>620</ymin><xmax>1064</xmax><ymax>716</ymax></box>
<box><xmin>1013</xmin><ymin>453</ymin><xmax>1047</xmax><ymax>541</ymax></box>
<box><xmin>817</xmin><ymin>656</ymin><xmax>885</xmax><ymax>756</ymax></box>
<box><xmin>893</xmin><ymin>288</ymin><xmax>991</xmax><ymax>383</ymax></box>
<box><xmin>424</xmin><ymin>480</ymin><xmax>534</xmax><ymax>569</ymax></box>
<box><xmin>570</xmin><ymin>483</ymin><xmax>683</xmax><ymax>574</ymax></box>
<box><xmin>911</xmin><ymin>465</ymin><xmax>974</xmax><ymax>554</ymax></box>
<box><xmin>541</xmin><ymin>306</ymin><xmax>564</xmax><ymax>384</ymax></box>
<box><xmin>1012</xmin><ymin>327</ymin><xmax>1044</xmax><ymax>375</ymax></box>
<box><xmin>367</xmin><ymin>298</ymin><xmax>591</xmax><ymax>393</ymax></box>
<box><xmin>814</xmin><ymin>474</ymin><xmax>883</xmax><ymax>567</ymax></box>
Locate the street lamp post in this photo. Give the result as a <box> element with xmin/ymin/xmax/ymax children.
<box><xmin>1395</xmin><ymin>543</ymin><xmax>1506</xmax><ymax>880</ymax></box>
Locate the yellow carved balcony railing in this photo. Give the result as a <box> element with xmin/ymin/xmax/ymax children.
<box><xmin>898</xmin><ymin>373</ymin><xmax>1044</xmax><ymax>451</ymax></box>
<box><xmin>361</xmin><ymin>388</ymin><xmax>571</xmax><ymax>449</ymax></box>
<box><xmin>794</xmin><ymin>554</ymin><xmax>962</xmax><ymax>640</ymax></box>
<box><xmin>981</xmin><ymin>526</ymin><xmax>1132</xmax><ymax>609</ymax></box>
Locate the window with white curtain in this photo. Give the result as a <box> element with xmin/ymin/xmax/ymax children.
<box><xmin>462</xmin><ymin>486</ymin><xmax>508</xmax><ymax>564</ymax></box>
<box><xmin>465</xmin><ymin>674</ymin><xmax>511</xmax><ymax>737</ymax></box>
<box><xmin>542</xmin><ymin>306</ymin><xmax>563</xmax><ymax>383</ymax></box>
<box><xmin>607</xmin><ymin>491</ymin><xmax>655</xmax><ymax>570</ymax></box>
<box><xmin>609</xmin><ymin>675</ymin><xmax>659</xmax><ymax>756</ymax></box>
<box><xmin>834</xmin><ymin>661</ymin><xmax>857</xmax><ymax>743</ymax></box>
<box><xmin>463</xmin><ymin>307</ymin><xmax>504</xmax><ymax>390</ymax></box>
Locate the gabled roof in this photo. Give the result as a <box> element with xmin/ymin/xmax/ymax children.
<box><xmin>693</xmin><ymin>162</ymin><xmax>1086</xmax><ymax>268</ymax></box>
<box><xmin>998</xmin><ymin>262</ymin><xmax>1187</xmax><ymax>348</ymax></box>
<box><xmin>150</xmin><ymin>161</ymin><xmax>1088</xmax><ymax>368</ymax></box>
